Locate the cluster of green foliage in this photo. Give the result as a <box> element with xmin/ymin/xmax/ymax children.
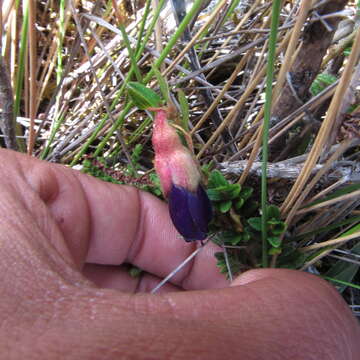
<box><xmin>81</xmin><ymin>147</ymin><xmax>162</xmax><ymax>198</ymax></box>
<box><xmin>204</xmin><ymin>169</ymin><xmax>287</xmax><ymax>277</ymax></box>
<box><xmin>82</xmin><ymin>157</ymin><xmax>123</xmax><ymax>184</ymax></box>
<box><xmin>248</xmin><ymin>205</ymin><xmax>286</xmax><ymax>250</ymax></box>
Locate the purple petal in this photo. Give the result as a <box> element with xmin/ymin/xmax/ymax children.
<box><xmin>188</xmin><ymin>185</ymin><xmax>213</xmax><ymax>233</ymax></box>
<box><xmin>168</xmin><ymin>184</ymin><xmax>212</xmax><ymax>242</ymax></box>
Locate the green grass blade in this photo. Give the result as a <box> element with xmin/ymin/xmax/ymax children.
<box><xmin>293</xmin><ymin>216</ymin><xmax>360</xmax><ymax>241</ymax></box>
<box><xmin>177</xmin><ymin>89</ymin><xmax>189</xmax><ymax>132</ymax></box>
<box><xmin>14</xmin><ymin>0</ymin><xmax>29</xmax><ymax>119</ymax></box>
<box><xmin>118</xmin><ymin>22</ymin><xmax>143</xmax><ymax>82</ymax></box>
<box><xmin>56</xmin><ymin>0</ymin><xmax>66</xmax><ymax>84</ymax></box>
<box><xmin>322</xmin><ymin>275</ymin><xmax>360</xmax><ymax>291</ymax></box>
<box><xmin>70</xmin><ymin>2</ymin><xmax>166</xmax><ymax>164</ymax></box>
<box><xmin>83</xmin><ymin>0</ymin><xmax>203</xmax><ymax>162</ymax></box>
<box><xmin>143</xmin><ymin>0</ymin><xmax>204</xmax><ymax>83</ymax></box>
<box><xmin>135</xmin><ymin>0</ymin><xmax>152</xmax><ymax>55</ymax></box>
<box><xmin>324</xmin><ymin>241</ymin><xmax>360</xmax><ymax>293</ymax></box>
<box><xmin>261</xmin><ymin>0</ymin><xmax>282</xmax><ymax>267</ymax></box>
<box><xmin>303</xmin><ymin>183</ymin><xmax>360</xmax><ymax>208</ymax></box>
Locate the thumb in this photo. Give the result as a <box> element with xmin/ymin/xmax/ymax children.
<box><xmin>7</xmin><ymin>269</ymin><xmax>360</xmax><ymax>359</ymax></box>
<box><xmin>230</xmin><ymin>269</ymin><xmax>360</xmax><ymax>359</ymax></box>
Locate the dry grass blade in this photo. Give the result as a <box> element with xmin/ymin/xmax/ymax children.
<box><xmin>281</xmin><ymin>28</ymin><xmax>360</xmax><ymax>216</ymax></box>
<box><xmin>272</xmin><ymin>0</ymin><xmax>313</xmax><ymax>106</ymax></box>
<box><xmin>328</xmin><ymin>61</ymin><xmax>360</xmax><ymax>146</ymax></box>
<box><xmin>284</xmin><ymin>139</ymin><xmax>353</xmax><ymax>228</ymax></box>
<box><xmin>190</xmin><ymin>50</ymin><xmax>252</xmax><ymax>136</ymax></box>
<box><xmin>163</xmin><ymin>0</ymin><xmax>228</xmax><ymax>78</ymax></box>
<box><xmin>296</xmin><ymin>189</ymin><xmax>360</xmax><ymax>216</ymax></box>
<box><xmin>300</xmin><ymin>231</ymin><xmax>360</xmax><ymax>269</ymax></box>
<box><xmin>69</xmin><ymin>0</ymin><xmax>132</xmax><ymax>165</ymax></box>
<box><xmin>0</xmin><ymin>56</ymin><xmax>17</xmax><ymax>150</ymax></box>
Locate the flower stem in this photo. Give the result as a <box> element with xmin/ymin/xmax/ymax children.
<box><xmin>261</xmin><ymin>0</ymin><xmax>282</xmax><ymax>268</ymax></box>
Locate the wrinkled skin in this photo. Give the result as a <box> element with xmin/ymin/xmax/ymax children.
<box><xmin>0</xmin><ymin>149</ymin><xmax>359</xmax><ymax>360</ymax></box>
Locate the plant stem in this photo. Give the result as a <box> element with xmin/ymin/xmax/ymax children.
<box><xmin>118</xmin><ymin>22</ymin><xmax>143</xmax><ymax>82</ymax></box>
<box><xmin>261</xmin><ymin>0</ymin><xmax>282</xmax><ymax>268</ymax></box>
<box><xmin>56</xmin><ymin>0</ymin><xmax>65</xmax><ymax>85</ymax></box>
<box><xmin>88</xmin><ymin>0</ymin><xmax>203</xmax><ymax>161</ymax></box>
<box><xmin>135</xmin><ymin>0</ymin><xmax>152</xmax><ymax>55</ymax></box>
<box><xmin>14</xmin><ymin>0</ymin><xmax>28</xmax><ymax>120</ymax></box>
<box><xmin>70</xmin><ymin>0</ymin><xmax>166</xmax><ymax>165</ymax></box>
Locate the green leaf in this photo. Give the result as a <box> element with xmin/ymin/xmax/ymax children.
<box><xmin>214</xmin><ymin>251</ymin><xmax>241</xmax><ymax>279</ymax></box>
<box><xmin>177</xmin><ymin>89</ymin><xmax>189</xmax><ymax>132</ymax></box>
<box><xmin>213</xmin><ymin>230</ymin><xmax>250</xmax><ymax>246</ymax></box>
<box><xmin>343</xmin><ymin>47</ymin><xmax>352</xmax><ymax>56</ymax></box>
<box><xmin>324</xmin><ymin>242</ymin><xmax>360</xmax><ymax>293</ymax></box>
<box><xmin>268</xmin><ymin>220</ymin><xmax>287</xmax><ymax>235</ymax></box>
<box><xmin>248</xmin><ymin>217</ymin><xmax>262</xmax><ymax>231</ymax></box>
<box><xmin>149</xmin><ymin>173</ymin><xmax>163</xmax><ymax>197</ymax></box>
<box><xmin>215</xmin><ymin>252</ymin><xmax>224</xmax><ymax>261</ymax></box>
<box><xmin>322</xmin><ymin>276</ymin><xmax>360</xmax><ymax>291</ymax></box>
<box><xmin>208</xmin><ymin>170</ymin><xmax>229</xmax><ymax>188</ymax></box>
<box><xmin>127</xmin><ymin>82</ymin><xmax>162</xmax><ymax>109</ymax></box>
<box><xmin>207</xmin><ymin>184</ymin><xmax>241</xmax><ymax>201</ymax></box>
<box><xmin>234</xmin><ymin>198</ymin><xmax>245</xmax><ymax>210</ymax></box>
<box><xmin>152</xmin><ymin>65</ymin><xmax>170</xmax><ymax>103</ymax></box>
<box><xmin>277</xmin><ymin>244</ymin><xmax>307</xmax><ymax>269</ymax></box>
<box><xmin>269</xmin><ymin>247</ymin><xmax>282</xmax><ymax>255</ymax></box>
<box><xmin>310</xmin><ymin>73</ymin><xmax>337</xmax><ymax>96</ymax></box>
<box><xmin>201</xmin><ymin>162</ymin><xmax>215</xmax><ymax>177</ymax></box>
<box><xmin>267</xmin><ymin>236</ymin><xmax>282</xmax><ymax>248</ymax></box>
<box><xmin>127</xmin><ymin>143</ymin><xmax>143</xmax><ymax>176</ymax></box>
<box><xmin>292</xmin><ymin>216</ymin><xmax>360</xmax><ymax>242</ymax></box>
<box><xmin>267</xmin><ymin>204</ymin><xmax>280</xmax><ymax>219</ymax></box>
<box><xmin>239</xmin><ymin>186</ymin><xmax>253</xmax><ymax>201</ymax></box>
<box><xmin>220</xmin><ymin>231</ymin><xmax>242</xmax><ymax>245</ymax></box>
<box><xmin>219</xmin><ymin>200</ymin><xmax>233</xmax><ymax>213</ymax></box>
<box><xmin>240</xmin><ymin>231</ymin><xmax>251</xmax><ymax>243</ymax></box>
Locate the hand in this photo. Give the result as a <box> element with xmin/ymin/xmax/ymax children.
<box><xmin>0</xmin><ymin>149</ymin><xmax>359</xmax><ymax>359</ymax></box>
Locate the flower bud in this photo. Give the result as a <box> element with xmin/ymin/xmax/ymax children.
<box><xmin>151</xmin><ymin>107</ymin><xmax>212</xmax><ymax>242</ymax></box>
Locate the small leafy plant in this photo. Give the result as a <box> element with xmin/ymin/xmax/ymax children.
<box><xmin>248</xmin><ymin>205</ymin><xmax>287</xmax><ymax>252</ymax></box>
<box><xmin>81</xmin><ymin>154</ymin><xmax>162</xmax><ymax>197</ymax></box>
<box><xmin>205</xmin><ymin>169</ymin><xmax>287</xmax><ymax>277</ymax></box>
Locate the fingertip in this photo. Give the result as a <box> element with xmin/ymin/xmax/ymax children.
<box><xmin>231</xmin><ymin>268</ymin><xmax>360</xmax><ymax>356</ymax></box>
<box><xmin>230</xmin><ymin>268</ymin><xmax>276</xmax><ymax>286</ymax></box>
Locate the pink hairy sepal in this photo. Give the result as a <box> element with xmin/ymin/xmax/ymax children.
<box><xmin>151</xmin><ymin>108</ymin><xmax>201</xmax><ymax>197</ymax></box>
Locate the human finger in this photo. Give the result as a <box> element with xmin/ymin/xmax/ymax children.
<box><xmin>6</xmin><ymin>268</ymin><xmax>359</xmax><ymax>359</ymax></box>
<box><xmin>82</xmin><ymin>263</ymin><xmax>181</xmax><ymax>293</ymax></box>
<box><xmin>0</xmin><ymin>149</ymin><xmax>227</xmax><ymax>290</ymax></box>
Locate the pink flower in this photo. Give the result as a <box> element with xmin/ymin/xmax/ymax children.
<box><xmin>151</xmin><ymin>107</ymin><xmax>212</xmax><ymax>242</ymax></box>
